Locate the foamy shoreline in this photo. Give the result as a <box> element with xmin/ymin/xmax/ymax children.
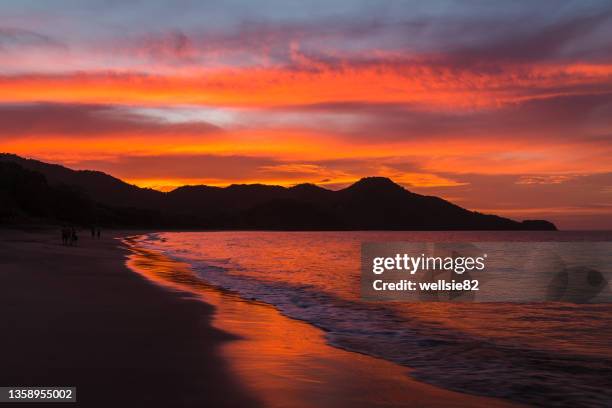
<box><xmin>123</xmin><ymin>231</ymin><xmax>521</xmax><ymax>408</ymax></box>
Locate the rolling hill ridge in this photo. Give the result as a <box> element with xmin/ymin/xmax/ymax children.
<box><xmin>0</xmin><ymin>153</ymin><xmax>556</xmax><ymax>230</ymax></box>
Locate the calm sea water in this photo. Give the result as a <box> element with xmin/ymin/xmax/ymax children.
<box><xmin>134</xmin><ymin>231</ymin><xmax>612</xmax><ymax>407</ymax></box>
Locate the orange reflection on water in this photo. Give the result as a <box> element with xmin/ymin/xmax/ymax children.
<box><xmin>123</xmin><ymin>236</ymin><xmax>520</xmax><ymax>408</ymax></box>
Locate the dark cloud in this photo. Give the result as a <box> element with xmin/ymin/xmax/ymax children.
<box><xmin>108</xmin><ymin>4</ymin><xmax>612</xmax><ymax>68</ymax></box>
<box><xmin>4</xmin><ymin>1</ymin><xmax>612</xmax><ymax>72</ymax></box>
<box><xmin>270</xmin><ymin>92</ymin><xmax>612</xmax><ymax>144</ymax></box>
<box><xmin>0</xmin><ymin>27</ymin><xmax>64</xmax><ymax>49</ymax></box>
<box><xmin>0</xmin><ymin>103</ymin><xmax>222</xmax><ymax>138</ymax></box>
<box><xmin>437</xmin><ymin>9</ymin><xmax>612</xmax><ymax>66</ymax></box>
<box><xmin>128</xmin><ymin>30</ymin><xmax>199</xmax><ymax>62</ymax></box>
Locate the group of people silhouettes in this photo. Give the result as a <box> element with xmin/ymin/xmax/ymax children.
<box><xmin>90</xmin><ymin>226</ymin><xmax>102</xmax><ymax>240</ymax></box>
<box><xmin>60</xmin><ymin>226</ymin><xmax>101</xmax><ymax>246</ymax></box>
<box><xmin>61</xmin><ymin>226</ymin><xmax>78</xmax><ymax>246</ymax></box>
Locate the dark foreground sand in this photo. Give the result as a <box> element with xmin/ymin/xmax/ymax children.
<box><xmin>0</xmin><ymin>228</ymin><xmax>261</xmax><ymax>407</ymax></box>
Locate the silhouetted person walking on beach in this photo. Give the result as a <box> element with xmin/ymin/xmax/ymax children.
<box><xmin>60</xmin><ymin>226</ymin><xmax>80</xmax><ymax>246</ymax></box>
<box><xmin>70</xmin><ymin>227</ymin><xmax>78</xmax><ymax>246</ymax></box>
<box><xmin>61</xmin><ymin>226</ymin><xmax>69</xmax><ymax>245</ymax></box>
<box><xmin>96</xmin><ymin>228</ymin><xmax>101</xmax><ymax>239</ymax></box>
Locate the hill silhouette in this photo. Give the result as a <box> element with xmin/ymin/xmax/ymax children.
<box><xmin>0</xmin><ymin>154</ymin><xmax>556</xmax><ymax>230</ymax></box>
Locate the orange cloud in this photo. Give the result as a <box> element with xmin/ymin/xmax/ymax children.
<box><xmin>1</xmin><ymin>61</ymin><xmax>611</xmax><ymax>109</ymax></box>
<box><xmin>2</xmin><ymin>123</ymin><xmax>608</xmax><ymax>175</ymax></box>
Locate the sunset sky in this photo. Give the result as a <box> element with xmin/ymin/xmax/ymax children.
<box><xmin>1</xmin><ymin>1</ymin><xmax>611</xmax><ymax>229</ymax></box>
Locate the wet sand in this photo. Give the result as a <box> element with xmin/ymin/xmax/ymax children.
<box><xmin>124</xmin><ymin>235</ymin><xmax>522</xmax><ymax>408</ymax></box>
<box><xmin>0</xmin><ymin>229</ymin><xmax>260</xmax><ymax>407</ymax></box>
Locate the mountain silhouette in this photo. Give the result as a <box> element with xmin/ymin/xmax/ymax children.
<box><xmin>0</xmin><ymin>153</ymin><xmax>162</xmax><ymax>209</ymax></box>
<box><xmin>0</xmin><ymin>153</ymin><xmax>556</xmax><ymax>230</ymax></box>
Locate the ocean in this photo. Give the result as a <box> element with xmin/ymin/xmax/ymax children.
<box><xmin>128</xmin><ymin>231</ymin><xmax>612</xmax><ymax>407</ymax></box>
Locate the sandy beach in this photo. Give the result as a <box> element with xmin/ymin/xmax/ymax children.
<box><xmin>0</xmin><ymin>228</ymin><xmax>520</xmax><ymax>407</ymax></box>
<box><xmin>0</xmin><ymin>228</ymin><xmax>260</xmax><ymax>407</ymax></box>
